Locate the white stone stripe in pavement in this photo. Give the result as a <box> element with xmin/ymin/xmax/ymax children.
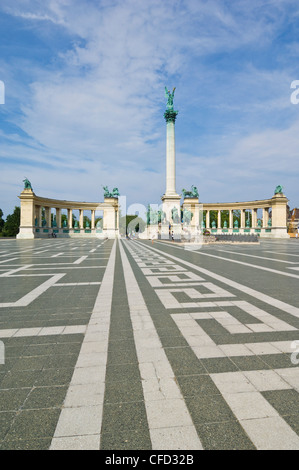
<box><xmin>0</xmin><ymin>273</ymin><xmax>66</xmax><ymax>308</ymax></box>
<box><xmin>54</xmin><ymin>282</ymin><xmax>101</xmax><ymax>286</ymax></box>
<box><xmin>120</xmin><ymin>240</ymin><xmax>203</xmax><ymax>450</ymax></box>
<box><xmin>143</xmin><ymin>242</ymin><xmax>299</xmax><ymax>319</ymax></box>
<box><xmin>0</xmin><ymin>325</ymin><xmax>87</xmax><ymax>338</ymax></box>
<box><xmin>211</xmin><ymin>372</ymin><xmax>299</xmax><ymax>450</ymax></box>
<box><xmin>216</xmin><ymin>248</ymin><xmax>299</xmax><ymax>264</ymax></box>
<box><xmin>50</xmin><ymin>241</ymin><xmax>116</xmax><ymax>451</ymax></box>
<box><xmin>155</xmin><ymin>240</ymin><xmax>299</xmax><ymax>280</ymax></box>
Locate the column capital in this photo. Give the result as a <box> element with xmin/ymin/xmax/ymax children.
<box><xmin>164</xmin><ymin>109</ymin><xmax>178</xmax><ymax>123</ymax></box>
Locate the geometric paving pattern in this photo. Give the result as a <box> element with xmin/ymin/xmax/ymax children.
<box><xmin>124</xmin><ymin>240</ymin><xmax>299</xmax><ymax>450</ymax></box>
<box><xmin>0</xmin><ymin>237</ymin><xmax>299</xmax><ymax>449</ymax></box>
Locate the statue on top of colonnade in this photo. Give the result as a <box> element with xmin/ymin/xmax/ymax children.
<box><xmin>182</xmin><ymin>185</ymin><xmax>199</xmax><ymax>199</ymax></box>
<box><xmin>103</xmin><ymin>186</ymin><xmax>120</xmax><ymax>198</ymax></box>
<box><xmin>23</xmin><ymin>177</ymin><xmax>33</xmax><ymax>190</ymax></box>
<box><xmin>274</xmin><ymin>185</ymin><xmax>284</xmax><ymax>195</ymax></box>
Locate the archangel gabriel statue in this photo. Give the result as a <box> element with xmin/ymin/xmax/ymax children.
<box><xmin>165</xmin><ymin>87</ymin><xmax>176</xmax><ymax>110</ymax></box>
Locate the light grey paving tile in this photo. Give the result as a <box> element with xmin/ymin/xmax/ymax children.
<box><xmin>150</xmin><ymin>426</ymin><xmax>203</xmax><ymax>450</ymax></box>
<box><xmin>240</xmin><ymin>416</ymin><xmax>299</xmax><ymax>450</ymax></box>
<box><xmin>50</xmin><ymin>435</ymin><xmax>101</xmax><ymax>450</ymax></box>
<box><xmin>64</xmin><ymin>383</ymin><xmax>105</xmax><ymax>407</ymax></box>
<box><xmin>221</xmin><ymin>391</ymin><xmax>279</xmax><ymax>420</ymax></box>
<box><xmin>219</xmin><ymin>344</ymin><xmax>254</xmax><ymax>357</ymax></box>
<box><xmin>211</xmin><ymin>372</ymin><xmax>256</xmax><ymax>394</ymax></box>
<box><xmin>53</xmin><ymin>406</ymin><xmax>104</xmax><ymax>437</ymax></box>
<box><xmin>245</xmin><ymin>342</ymin><xmax>282</xmax><ymax>355</ymax></box>
<box><xmin>243</xmin><ymin>370</ymin><xmax>292</xmax><ymax>392</ymax></box>
<box><xmin>71</xmin><ymin>365</ymin><xmax>106</xmax><ymax>385</ymax></box>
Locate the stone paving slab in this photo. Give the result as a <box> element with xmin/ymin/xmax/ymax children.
<box><xmin>0</xmin><ymin>237</ymin><xmax>299</xmax><ymax>450</ymax></box>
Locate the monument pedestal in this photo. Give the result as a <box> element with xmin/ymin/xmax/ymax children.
<box><xmin>161</xmin><ymin>194</ymin><xmax>181</xmax><ymax>239</ymax></box>
<box><xmin>182</xmin><ymin>197</ymin><xmax>202</xmax><ymax>242</ymax></box>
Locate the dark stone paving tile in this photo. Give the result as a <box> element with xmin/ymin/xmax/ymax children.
<box><xmin>258</xmin><ymin>354</ymin><xmax>297</xmax><ymax>369</ymax></box>
<box><xmin>231</xmin><ymin>355</ymin><xmax>272</xmax><ymax>371</ymax></box>
<box><xmin>0</xmin><ymin>412</ymin><xmax>16</xmax><ymax>440</ymax></box>
<box><xmin>107</xmin><ymin>347</ymin><xmax>138</xmax><ymax>366</ymax></box>
<box><xmin>104</xmin><ymin>379</ymin><xmax>144</xmax><ymax>404</ymax></box>
<box><xmin>0</xmin><ymin>438</ymin><xmax>52</xmax><ymax>450</ymax></box>
<box><xmin>282</xmin><ymin>414</ymin><xmax>299</xmax><ymax>436</ymax></box>
<box><xmin>100</xmin><ymin>429</ymin><xmax>152</xmax><ymax>450</ymax></box>
<box><xmin>0</xmin><ymin>358</ymin><xmax>18</xmax><ymax>374</ymax></box>
<box><xmin>4</xmin><ymin>346</ymin><xmax>26</xmax><ymax>358</ymax></box>
<box><xmin>108</xmin><ymin>329</ymin><xmax>134</xmax><ymax>341</ymax></box>
<box><xmin>34</xmin><ymin>368</ymin><xmax>74</xmax><ymax>387</ymax></box>
<box><xmin>162</xmin><ymin>336</ymin><xmax>188</xmax><ymax>348</ymax></box>
<box><xmin>22</xmin><ymin>385</ymin><xmax>68</xmax><ymax>410</ymax></box>
<box><xmin>101</xmin><ymin>402</ymin><xmax>149</xmax><ymax>434</ymax></box>
<box><xmin>44</xmin><ymin>353</ymin><xmax>78</xmax><ymax>369</ymax></box>
<box><xmin>1</xmin><ymin>370</ymin><xmax>40</xmax><ymax>389</ymax></box>
<box><xmin>262</xmin><ymin>389</ymin><xmax>299</xmax><ymax>416</ymax></box>
<box><xmin>108</xmin><ymin>338</ymin><xmax>136</xmax><ymax>352</ymax></box>
<box><xmin>196</xmin><ymin>319</ymin><xmax>229</xmax><ymax>337</ymax></box>
<box><xmin>22</xmin><ymin>344</ymin><xmax>57</xmax><ymax>357</ymax></box>
<box><xmin>105</xmin><ymin>360</ymin><xmax>141</xmax><ymax>384</ymax></box>
<box><xmin>11</xmin><ymin>356</ymin><xmax>48</xmax><ymax>372</ymax></box>
<box><xmin>165</xmin><ymin>347</ymin><xmax>206</xmax><ymax>376</ymax></box>
<box><xmin>0</xmin><ymin>389</ymin><xmax>29</xmax><ymax>411</ymax></box>
<box><xmin>176</xmin><ymin>374</ymin><xmax>220</xmax><ymax>397</ymax></box>
<box><xmin>185</xmin><ymin>394</ymin><xmax>236</xmax><ymax>424</ymax></box>
<box><xmin>200</xmin><ymin>357</ymin><xmax>238</xmax><ymax>374</ymax></box>
<box><xmin>50</xmin><ymin>342</ymin><xmax>82</xmax><ymax>355</ymax></box>
<box><xmin>196</xmin><ymin>420</ymin><xmax>256</xmax><ymax>450</ymax></box>
<box><xmin>5</xmin><ymin>408</ymin><xmax>61</xmax><ymax>441</ymax></box>
<box><xmin>56</xmin><ymin>334</ymin><xmax>84</xmax><ymax>344</ymax></box>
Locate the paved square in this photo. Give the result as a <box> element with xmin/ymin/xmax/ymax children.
<box><xmin>0</xmin><ymin>237</ymin><xmax>299</xmax><ymax>449</ymax></box>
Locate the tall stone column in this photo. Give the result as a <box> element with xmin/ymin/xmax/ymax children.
<box><xmin>45</xmin><ymin>207</ymin><xmax>51</xmax><ymax>228</ymax></box>
<box><xmin>79</xmin><ymin>209</ymin><xmax>84</xmax><ymax>230</ymax></box>
<box><xmin>252</xmin><ymin>209</ymin><xmax>257</xmax><ymax>229</ymax></box>
<box><xmin>206</xmin><ymin>211</ymin><xmax>210</xmax><ymax>229</ymax></box>
<box><xmin>161</xmin><ymin>87</ymin><xmax>181</xmax><ymax>239</ymax></box>
<box><xmin>56</xmin><ymin>208</ymin><xmax>62</xmax><ymax>229</ymax></box>
<box><xmin>68</xmin><ymin>209</ymin><xmax>73</xmax><ymax>229</ymax></box>
<box><xmin>217</xmin><ymin>210</ymin><xmax>221</xmax><ymax>229</ymax></box>
<box><xmin>229</xmin><ymin>210</ymin><xmax>233</xmax><ymax>230</ymax></box>
<box><xmin>241</xmin><ymin>209</ymin><xmax>246</xmax><ymax>229</ymax></box>
<box><xmin>91</xmin><ymin>210</ymin><xmax>95</xmax><ymax>230</ymax></box>
<box><xmin>36</xmin><ymin>205</ymin><xmax>42</xmax><ymax>228</ymax></box>
<box><xmin>263</xmin><ymin>208</ymin><xmax>269</xmax><ymax>228</ymax></box>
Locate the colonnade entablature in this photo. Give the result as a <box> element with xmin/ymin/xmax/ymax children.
<box><xmin>201</xmin><ymin>192</ymin><xmax>289</xmax><ymax>238</ymax></box>
<box><xmin>17</xmin><ymin>188</ymin><xmax>119</xmax><ymax>239</ymax></box>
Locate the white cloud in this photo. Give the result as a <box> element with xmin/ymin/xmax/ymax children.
<box><xmin>1</xmin><ymin>0</ymin><xmax>299</xmax><ymax>216</ymax></box>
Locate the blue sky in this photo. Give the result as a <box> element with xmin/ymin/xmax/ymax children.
<box><xmin>1</xmin><ymin>0</ymin><xmax>299</xmax><ymax>217</ymax></box>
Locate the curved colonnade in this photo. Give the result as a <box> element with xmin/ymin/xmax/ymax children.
<box><xmin>17</xmin><ymin>188</ymin><xmax>119</xmax><ymax>239</ymax></box>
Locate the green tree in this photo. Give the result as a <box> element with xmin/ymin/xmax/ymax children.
<box><xmin>119</xmin><ymin>215</ymin><xmax>146</xmax><ymax>236</ymax></box>
<box><xmin>3</xmin><ymin>206</ymin><xmax>20</xmax><ymax>237</ymax></box>
<box><xmin>0</xmin><ymin>209</ymin><xmax>4</xmax><ymax>234</ymax></box>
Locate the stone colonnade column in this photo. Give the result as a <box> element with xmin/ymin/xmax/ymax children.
<box><xmin>206</xmin><ymin>210</ymin><xmax>210</xmax><ymax>229</ymax></box>
<box><xmin>91</xmin><ymin>210</ymin><xmax>95</xmax><ymax>230</ymax></box>
<box><xmin>56</xmin><ymin>208</ymin><xmax>62</xmax><ymax>229</ymax></box>
<box><xmin>217</xmin><ymin>211</ymin><xmax>221</xmax><ymax>229</ymax></box>
<box><xmin>68</xmin><ymin>209</ymin><xmax>73</xmax><ymax>229</ymax></box>
<box><xmin>229</xmin><ymin>210</ymin><xmax>233</xmax><ymax>229</ymax></box>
